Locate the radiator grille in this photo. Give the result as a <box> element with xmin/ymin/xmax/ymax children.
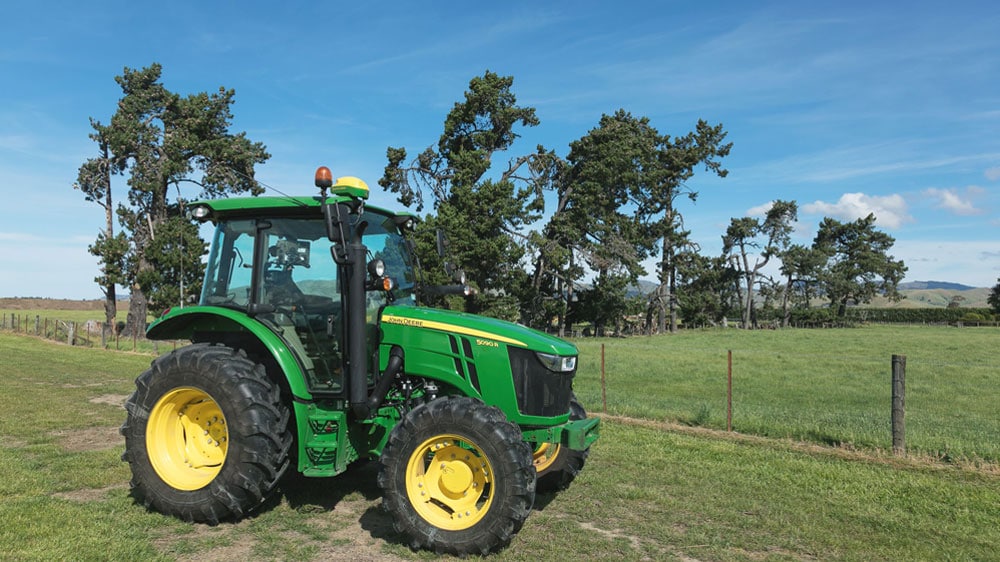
<box><xmin>507</xmin><ymin>347</ymin><xmax>574</xmax><ymax>417</ymax></box>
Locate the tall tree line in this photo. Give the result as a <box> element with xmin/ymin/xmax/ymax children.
<box><xmin>382</xmin><ymin>72</ymin><xmax>907</xmax><ymax>333</ymax></box>
<box><xmin>77</xmin><ymin>67</ymin><xmax>907</xmax><ymax>336</ymax></box>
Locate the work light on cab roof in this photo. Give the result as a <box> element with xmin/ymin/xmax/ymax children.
<box><xmin>315</xmin><ymin>166</ymin><xmax>369</xmax><ymax>200</ymax></box>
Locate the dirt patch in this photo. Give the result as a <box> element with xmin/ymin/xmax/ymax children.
<box><xmin>154</xmin><ymin>506</ymin><xmax>409</xmax><ymax>562</ymax></box>
<box><xmin>52</xmin><ymin>483</ymin><xmax>128</xmax><ymax>502</ymax></box>
<box><xmin>0</xmin><ymin>435</ymin><xmax>28</xmax><ymax>448</ymax></box>
<box><xmin>50</xmin><ymin>426</ymin><xmax>123</xmax><ymax>452</ymax></box>
<box><xmin>316</xmin><ymin>498</ymin><xmax>405</xmax><ymax>560</ymax></box>
<box><xmin>577</xmin><ymin>520</ymin><xmax>644</xmax><ymax>551</ymax></box>
<box><xmin>90</xmin><ymin>394</ymin><xmax>129</xmax><ymax>407</ymax></box>
<box><xmin>169</xmin><ymin>535</ymin><xmax>255</xmax><ymax>562</ymax></box>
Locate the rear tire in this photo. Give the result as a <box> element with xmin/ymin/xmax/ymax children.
<box><xmin>378</xmin><ymin>396</ymin><xmax>536</xmax><ymax>555</ymax></box>
<box><xmin>120</xmin><ymin>343</ymin><xmax>292</xmax><ymax>523</ymax></box>
<box><xmin>533</xmin><ymin>393</ymin><xmax>590</xmax><ymax>493</ymax></box>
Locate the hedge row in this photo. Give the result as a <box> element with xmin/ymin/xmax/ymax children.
<box><xmin>761</xmin><ymin>307</ymin><xmax>997</xmax><ymax>326</ymax></box>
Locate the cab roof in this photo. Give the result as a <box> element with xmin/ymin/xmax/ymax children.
<box><xmin>193</xmin><ymin>195</ymin><xmax>416</xmax><ymax>222</ymax></box>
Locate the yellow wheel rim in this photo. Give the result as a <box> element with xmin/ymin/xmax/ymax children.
<box><xmin>532</xmin><ymin>442</ymin><xmax>561</xmax><ymax>472</ymax></box>
<box><xmin>146</xmin><ymin>387</ymin><xmax>228</xmax><ymax>491</ymax></box>
<box><xmin>405</xmin><ymin>433</ymin><xmax>494</xmax><ymax>530</ymax></box>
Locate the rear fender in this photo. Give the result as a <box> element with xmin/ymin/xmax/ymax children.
<box><xmin>147</xmin><ymin>306</ymin><xmax>312</xmax><ymax>401</ymax></box>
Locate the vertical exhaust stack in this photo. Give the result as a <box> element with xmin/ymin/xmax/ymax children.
<box><xmin>315</xmin><ymin>166</ymin><xmax>373</xmax><ymax>419</ymax></box>
<box><xmin>345</xmin><ymin>221</ymin><xmax>370</xmax><ymax>418</ymax></box>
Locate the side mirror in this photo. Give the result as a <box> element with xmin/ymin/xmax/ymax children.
<box><xmin>436</xmin><ymin>229</ymin><xmax>463</xmax><ymax>279</ymax></box>
<box><xmin>436</xmin><ymin>229</ymin><xmax>446</xmax><ymax>257</ymax></box>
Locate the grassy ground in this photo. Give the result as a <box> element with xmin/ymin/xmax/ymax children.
<box><xmin>0</xmin><ymin>307</ymin><xmax>127</xmax><ymax>324</ymax></box>
<box><xmin>570</xmin><ymin>325</ymin><xmax>999</xmax><ymax>463</ymax></box>
<box><xmin>1</xmin><ymin>331</ymin><xmax>998</xmax><ymax>560</ymax></box>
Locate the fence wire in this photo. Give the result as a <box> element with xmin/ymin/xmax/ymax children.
<box><xmin>578</xmin><ymin>339</ymin><xmax>999</xmax><ymax>463</ymax></box>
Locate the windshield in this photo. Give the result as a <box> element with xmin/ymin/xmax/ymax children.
<box><xmin>199</xmin><ymin>210</ymin><xmax>416</xmax><ymax>309</ymax></box>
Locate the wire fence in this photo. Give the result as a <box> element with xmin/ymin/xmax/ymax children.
<box><xmin>577</xmin><ymin>337</ymin><xmax>999</xmax><ymax>464</ymax></box>
<box><xmin>0</xmin><ymin>312</ymin><xmax>178</xmax><ymax>354</ymax></box>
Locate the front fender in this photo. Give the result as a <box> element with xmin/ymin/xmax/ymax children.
<box><xmin>147</xmin><ymin>306</ymin><xmax>312</xmax><ymax>401</ymax></box>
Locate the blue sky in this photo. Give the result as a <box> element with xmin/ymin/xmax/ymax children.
<box><xmin>2</xmin><ymin>0</ymin><xmax>998</xmax><ymax>299</ymax></box>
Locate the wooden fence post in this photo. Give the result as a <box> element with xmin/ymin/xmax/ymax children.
<box><xmin>891</xmin><ymin>354</ymin><xmax>906</xmax><ymax>456</ymax></box>
<box><xmin>68</xmin><ymin>322</ymin><xmax>76</xmax><ymax>346</ymax></box>
<box><xmin>727</xmin><ymin>350</ymin><xmax>733</xmax><ymax>432</ymax></box>
<box><xmin>34</xmin><ymin>315</ymin><xmax>40</xmax><ymax>336</ymax></box>
<box><xmin>600</xmin><ymin>343</ymin><xmax>607</xmax><ymax>414</ymax></box>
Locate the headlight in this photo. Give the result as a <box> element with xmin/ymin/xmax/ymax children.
<box><xmin>187</xmin><ymin>205</ymin><xmax>211</xmax><ymax>221</ymax></box>
<box><xmin>367</xmin><ymin>258</ymin><xmax>386</xmax><ymax>278</ymax></box>
<box><xmin>535</xmin><ymin>352</ymin><xmax>577</xmax><ymax>373</ymax></box>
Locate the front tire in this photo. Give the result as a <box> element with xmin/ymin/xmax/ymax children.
<box><xmin>378</xmin><ymin>396</ymin><xmax>536</xmax><ymax>556</ymax></box>
<box><xmin>121</xmin><ymin>343</ymin><xmax>292</xmax><ymax>523</ymax></box>
<box><xmin>533</xmin><ymin>393</ymin><xmax>590</xmax><ymax>493</ymax></box>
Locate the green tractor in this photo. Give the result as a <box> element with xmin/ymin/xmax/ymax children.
<box><xmin>120</xmin><ymin>167</ymin><xmax>599</xmax><ymax>555</ymax></box>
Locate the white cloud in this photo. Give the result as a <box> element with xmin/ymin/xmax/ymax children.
<box><xmin>0</xmin><ymin>232</ymin><xmax>41</xmax><ymax>242</ymax></box>
<box><xmin>0</xmin><ymin>231</ymin><xmax>103</xmax><ymax>299</ymax></box>
<box><xmin>923</xmin><ymin>187</ymin><xmax>984</xmax><ymax>216</ymax></box>
<box><xmin>801</xmin><ymin>192</ymin><xmax>911</xmax><ymax>229</ymax></box>
<box><xmin>892</xmin><ymin>240</ymin><xmax>1000</xmax><ymax>287</ymax></box>
<box><xmin>745</xmin><ymin>201</ymin><xmax>774</xmax><ymax>217</ymax></box>
<box><xmin>0</xmin><ymin>238</ymin><xmax>102</xmax><ymax>299</ymax></box>
<box><xmin>985</xmin><ymin>167</ymin><xmax>1000</xmax><ymax>181</ymax></box>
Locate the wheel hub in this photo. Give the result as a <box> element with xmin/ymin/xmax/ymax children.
<box><xmin>146</xmin><ymin>387</ymin><xmax>229</xmax><ymax>491</ymax></box>
<box><xmin>438</xmin><ymin>460</ymin><xmax>475</xmax><ymax>496</ymax></box>
<box><xmin>405</xmin><ymin>436</ymin><xmax>494</xmax><ymax>530</ymax></box>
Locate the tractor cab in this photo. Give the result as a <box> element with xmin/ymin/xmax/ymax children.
<box><xmin>195</xmin><ymin>196</ymin><xmax>416</xmax><ymax>394</ymax></box>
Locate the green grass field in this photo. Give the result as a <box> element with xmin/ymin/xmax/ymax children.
<box><xmin>0</xmin><ymin>307</ymin><xmax>128</xmax><ymax>324</ymax></box>
<box><xmin>570</xmin><ymin>325</ymin><xmax>999</xmax><ymax>463</ymax></box>
<box><xmin>1</xmin><ymin>328</ymin><xmax>998</xmax><ymax>560</ymax></box>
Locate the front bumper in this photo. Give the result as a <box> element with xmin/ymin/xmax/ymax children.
<box><xmin>521</xmin><ymin>417</ymin><xmax>600</xmax><ymax>451</ymax></box>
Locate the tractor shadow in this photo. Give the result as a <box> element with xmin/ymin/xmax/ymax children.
<box><xmin>278</xmin><ymin>460</ymin><xmax>383</xmax><ymax>511</ymax></box>
<box><xmin>276</xmin><ymin>461</ymin><xmax>406</xmax><ymax>545</ymax></box>
<box><xmin>275</xmin><ymin>462</ymin><xmax>568</xmax><ymax>549</ymax></box>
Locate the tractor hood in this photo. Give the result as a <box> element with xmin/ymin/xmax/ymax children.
<box><xmin>380</xmin><ymin>305</ymin><xmax>577</xmax><ymax>357</ymax></box>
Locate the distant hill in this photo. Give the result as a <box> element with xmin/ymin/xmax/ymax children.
<box><xmin>898</xmin><ymin>281</ymin><xmax>980</xmax><ymax>291</ymax></box>
<box><xmin>625</xmin><ymin>279</ymin><xmax>991</xmax><ymax>309</ymax></box>
<box><xmin>0</xmin><ymin>297</ymin><xmax>107</xmax><ymax>311</ymax></box>
<box><xmin>876</xmin><ymin>287</ymin><xmax>990</xmax><ymax>308</ymax></box>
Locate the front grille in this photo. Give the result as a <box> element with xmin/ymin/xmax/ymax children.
<box><xmin>507</xmin><ymin>347</ymin><xmax>574</xmax><ymax>417</ymax></box>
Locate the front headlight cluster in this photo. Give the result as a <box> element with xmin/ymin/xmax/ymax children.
<box><xmin>535</xmin><ymin>352</ymin><xmax>577</xmax><ymax>373</ymax></box>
